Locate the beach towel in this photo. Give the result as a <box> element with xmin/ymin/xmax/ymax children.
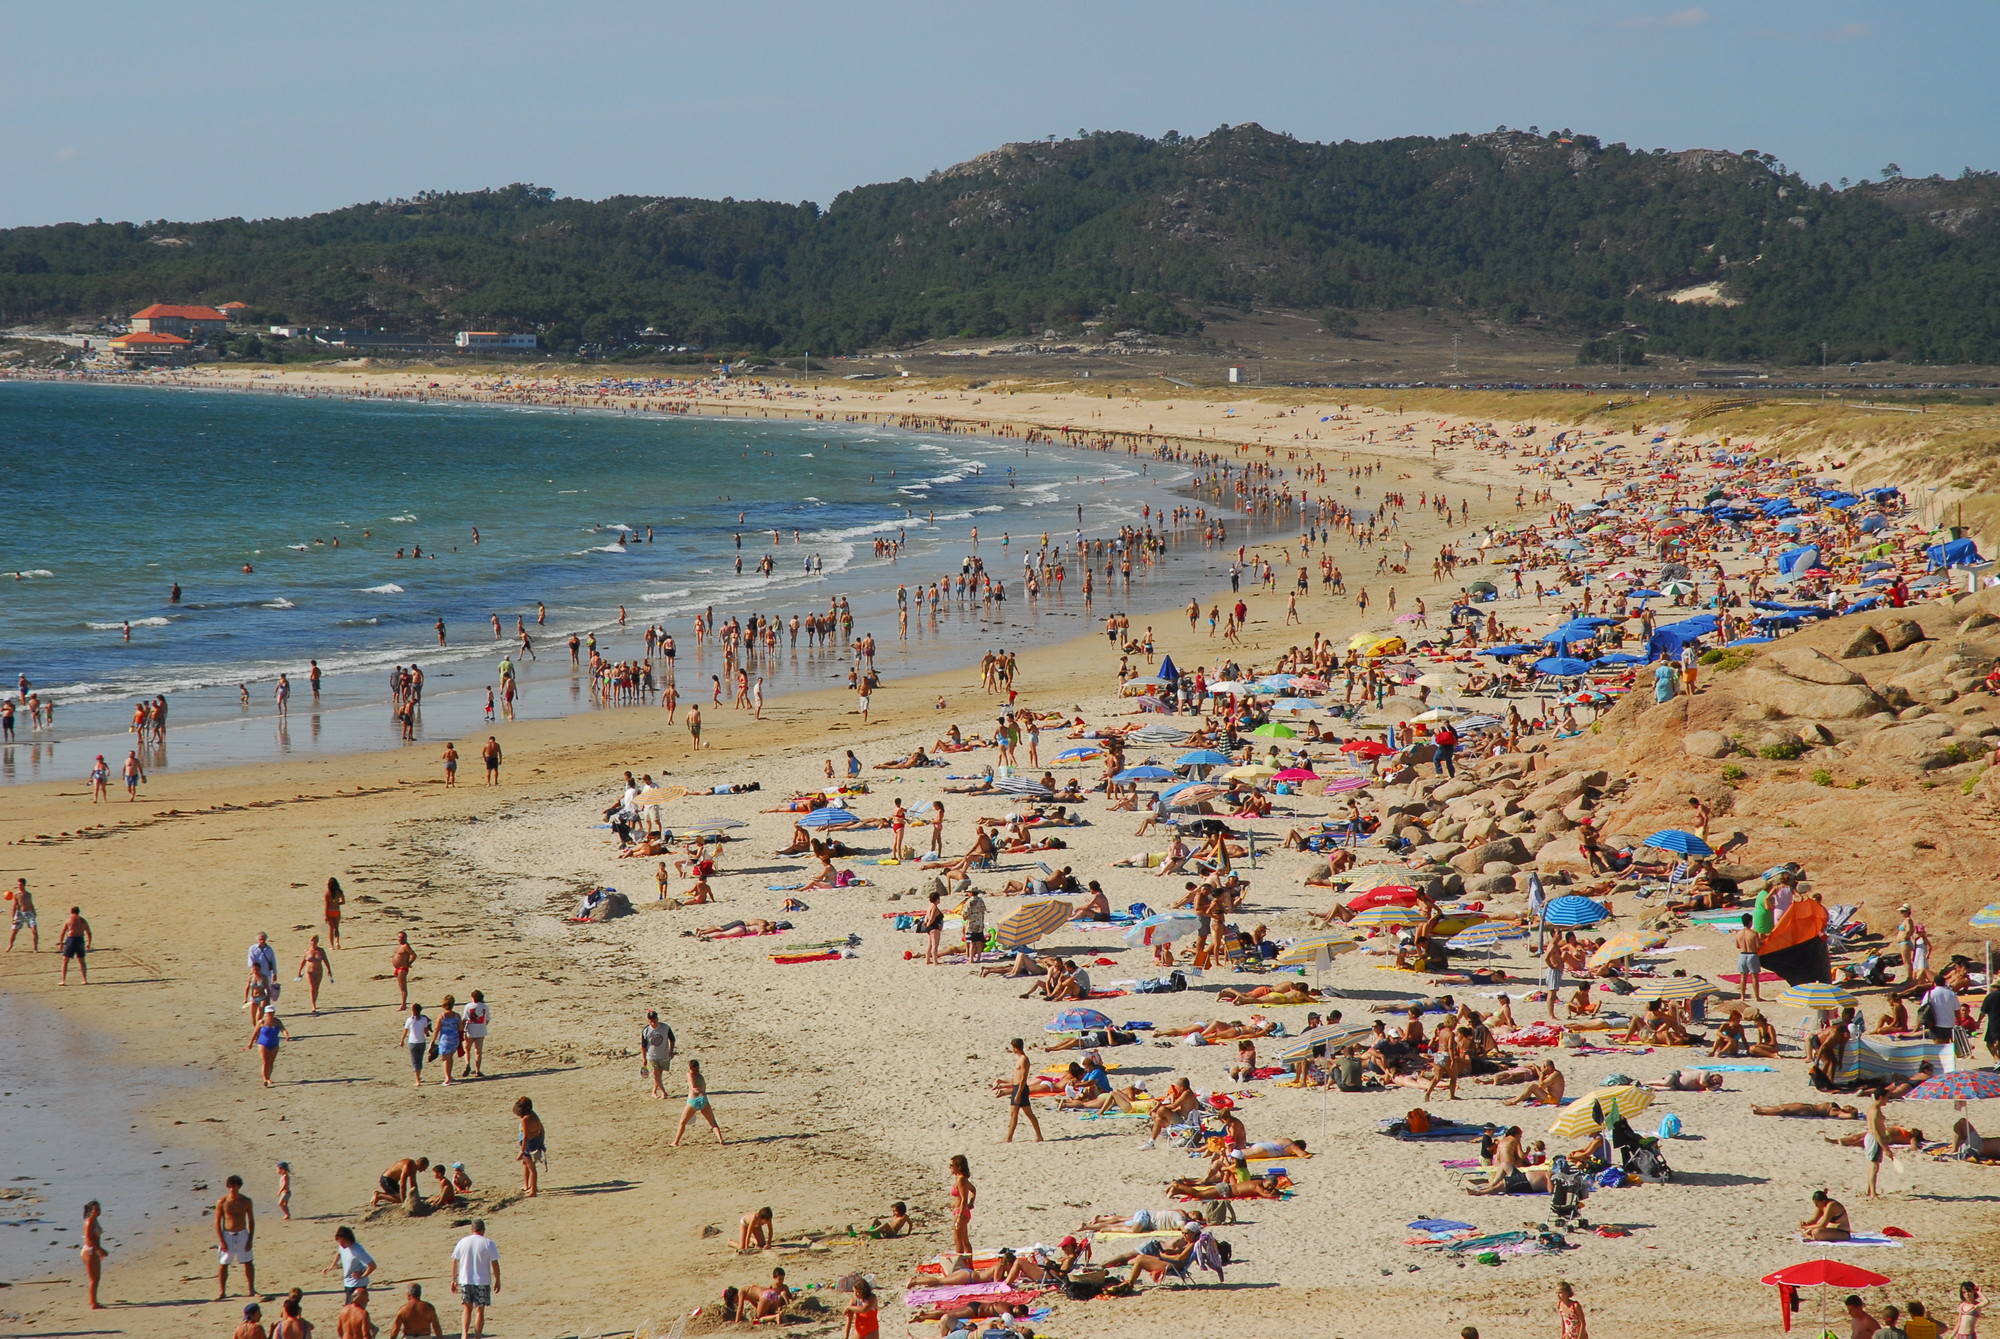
<box><xmin>769</xmin><ymin>951</ymin><xmax>842</xmax><ymax>964</ymax></box>
<box><xmin>1410</xmin><ymin>1218</ymin><xmax>1477</xmax><ymax>1233</ymax></box>
<box><xmin>1717</xmin><ymin>970</ymin><xmax>1785</xmax><ymax>985</ymax></box>
<box><xmin>1807</xmin><ymin>1233</ymin><xmax>1902</xmax><ymax>1247</ymax></box>
<box><xmin>1690</xmin><ymin>1063</ymin><xmax>1776</xmax><ymax>1072</ymax></box>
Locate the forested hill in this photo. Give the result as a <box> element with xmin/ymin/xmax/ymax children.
<box><xmin>5</xmin><ymin>125</ymin><xmax>2000</xmax><ymax>364</ymax></box>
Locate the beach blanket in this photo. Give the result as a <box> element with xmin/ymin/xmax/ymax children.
<box><xmin>1807</xmin><ymin>1233</ymin><xmax>1902</xmax><ymax>1247</ymax></box>
<box><xmin>770</xmin><ymin>951</ymin><xmax>843</xmax><ymax>965</ymax></box>
<box><xmin>1691</xmin><ymin>1063</ymin><xmax>1777</xmax><ymax>1072</ymax></box>
<box><xmin>904</xmin><ymin>1282</ymin><xmax>1043</xmax><ymax>1310</ymax></box>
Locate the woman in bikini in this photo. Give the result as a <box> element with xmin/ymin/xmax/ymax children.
<box><xmin>296</xmin><ymin>936</ymin><xmax>333</xmax><ymax>1013</ymax></box>
<box><xmin>81</xmin><ymin>1200</ymin><xmax>107</xmax><ymax>1309</ymax></box>
<box><xmin>948</xmin><ymin>1155</ymin><xmax>976</xmax><ymax>1257</ymax></box>
<box><xmin>673</xmin><ymin>1058</ymin><xmax>725</xmax><ymax>1146</ymax></box>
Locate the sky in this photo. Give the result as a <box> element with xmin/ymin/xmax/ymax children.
<box><xmin>1</xmin><ymin>0</ymin><xmax>1992</xmax><ymax>229</ymax></box>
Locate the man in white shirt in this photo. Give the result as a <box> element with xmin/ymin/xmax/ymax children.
<box><xmin>1923</xmin><ymin>981</ymin><xmax>1961</xmax><ymax>1043</ymax></box>
<box><xmin>450</xmin><ymin>1220</ymin><xmax>500</xmax><ymax>1339</ymax></box>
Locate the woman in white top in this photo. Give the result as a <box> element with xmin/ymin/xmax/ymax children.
<box><xmin>463</xmin><ymin>990</ymin><xmax>491</xmax><ymax>1078</ymax></box>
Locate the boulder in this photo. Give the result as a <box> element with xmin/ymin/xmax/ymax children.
<box><xmin>585</xmin><ymin>890</ymin><xmax>635</xmax><ymax>922</ymax></box>
<box><xmin>1534</xmin><ymin>838</ymin><xmax>1594</xmax><ymax>878</ymax></box>
<box><xmin>1768</xmin><ymin>647</ymin><xmax>1863</xmax><ymax>686</ymax></box>
<box><xmin>1896</xmin><ymin>705</ymin><xmax>1933</xmax><ymax>722</ymax></box>
<box><xmin>1734</xmin><ymin>668</ymin><xmax>1888</xmax><ymax>720</ymax></box>
<box><xmin>1430</xmin><ymin>778</ymin><xmax>1478</xmax><ymax>802</ymax></box>
<box><xmin>1683</xmin><ymin>729</ymin><xmax>1733</xmax><ymax>759</ymax></box>
<box><xmin>1458</xmin><ymin>816</ymin><xmax>1500</xmax><ymax>845</ymax></box>
<box><xmin>1532</xmin><ymin>810</ymin><xmax>1577</xmax><ymax>835</ymax></box>
<box><xmin>1837</xmin><ymin>624</ymin><xmax>1890</xmax><ymax>659</ymax></box>
<box><xmin>1561</xmin><ymin>794</ymin><xmax>1597</xmax><ymax>822</ymax></box>
<box><xmin>1412</xmin><ymin>842</ymin><xmax>1466</xmax><ymax>865</ymax></box>
<box><xmin>1850</xmin><ymin>720</ymin><xmax>1964</xmax><ymax>770</ymax></box>
<box><xmin>1881</xmin><ymin>617</ymin><xmax>1928</xmax><ymax>652</ymax></box>
<box><xmin>1480</xmin><ymin>860</ymin><xmax>1520</xmax><ymax>876</ymax></box>
<box><xmin>1463</xmin><ymin>873</ymin><xmax>1518</xmax><ymax>896</ymax></box>
<box><xmin>1450</xmin><ymin>836</ymin><xmax>1530</xmax><ymax>873</ymax></box>
<box><xmin>1524</xmin><ymin>770</ymin><xmax>1607</xmax><ymax>812</ymax></box>
<box><xmin>1959</xmin><ymin>611</ymin><xmax>2000</xmax><ymax>635</ymax></box>
<box><xmin>1496</xmin><ymin>813</ymin><xmax>1536</xmax><ymax>835</ymax></box>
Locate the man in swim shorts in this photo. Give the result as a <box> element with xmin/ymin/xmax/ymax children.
<box><xmin>215</xmin><ymin>1175</ymin><xmax>256</xmax><ymax>1299</ymax></box>
<box><xmin>59</xmin><ymin>906</ymin><xmax>90</xmax><ymax>984</ymax></box>
<box><xmin>6</xmin><ymin>878</ymin><xmax>36</xmax><ymax>952</ymax></box>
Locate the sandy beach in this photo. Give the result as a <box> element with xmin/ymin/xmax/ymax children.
<box><xmin>6</xmin><ymin>373</ymin><xmax>1997</xmax><ymax>1339</ymax></box>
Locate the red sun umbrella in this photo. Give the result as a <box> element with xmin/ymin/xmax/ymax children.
<box><xmin>1340</xmin><ymin>740</ymin><xmax>1396</xmax><ymax>758</ymax></box>
<box><xmin>1761</xmin><ymin>1260</ymin><xmax>1891</xmax><ymax>1333</ymax></box>
<box><xmin>1346</xmin><ymin>884</ymin><xmax>1423</xmax><ymax>911</ymax></box>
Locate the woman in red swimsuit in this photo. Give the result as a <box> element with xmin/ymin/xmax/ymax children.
<box><xmin>948</xmin><ymin>1155</ymin><xmax>976</xmax><ymax>1256</ymax></box>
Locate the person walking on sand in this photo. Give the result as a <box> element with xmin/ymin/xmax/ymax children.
<box><xmin>672</xmin><ymin>1058</ymin><xmax>725</xmax><ymax>1146</ymax></box>
<box><xmin>449</xmin><ymin>1221</ymin><xmax>500</xmax><ymax>1339</ymax></box>
<box><xmin>298</xmin><ymin>935</ymin><xmax>333</xmax><ymax>1012</ymax></box>
<box><xmin>89</xmin><ymin>754</ymin><xmax>109</xmax><ymax>802</ymax></box>
<box><xmin>480</xmin><ymin>736</ymin><xmax>502</xmax><ymax>785</ymax></box>
<box><xmin>390</xmin><ymin>932</ymin><xmax>416</xmax><ymax>1006</ymax></box>
<box><xmin>59</xmin><ymin>906</ymin><xmax>91</xmax><ymax>984</ymax></box>
<box><xmin>81</xmin><ymin>1200</ymin><xmax>107</xmax><ymax>1310</ymax></box>
<box><xmin>948</xmin><ymin>1156</ymin><xmax>976</xmax><ymax>1257</ymax></box>
<box><xmin>441</xmin><ymin>742</ymin><xmax>458</xmax><ymax>787</ymax></box>
<box><xmin>324</xmin><ymin>877</ymin><xmax>346</xmax><ymax>949</ymax></box>
<box><xmin>920</xmin><ymin>890</ymin><xmax>945</xmax><ymax>965</ymax></box>
<box><xmin>641</xmin><ymin>1010</ymin><xmax>676</xmax><ymax>1098</ymax></box>
<box><xmin>247</xmin><ymin>1008</ymin><xmax>291</xmax><ymax>1086</ymax></box>
<box><xmin>122</xmin><ymin>750</ymin><xmax>145</xmax><ymax>800</ymax></box>
<box><xmin>1003</xmin><ymin>1038</ymin><xmax>1044</xmax><ymax>1143</ymax></box>
<box><xmin>7</xmin><ymin>878</ymin><xmax>37</xmax><ymax>952</ymax></box>
<box><xmin>513</xmin><ymin>1097</ymin><xmax>546</xmax><ymax>1195</ymax></box>
<box><xmin>1555</xmin><ymin>1281</ymin><xmax>1589</xmax><ymax>1339</ymax></box>
<box><xmin>463</xmin><ymin>991</ymin><xmax>489</xmax><ymax>1078</ymax></box>
<box><xmin>1864</xmin><ymin>1089</ymin><xmax>1895</xmax><ymax>1198</ymax></box>
<box><xmin>215</xmin><ymin>1174</ymin><xmax>257</xmax><ymax>1300</ymax></box>
<box><xmin>400</xmin><ymin>1003</ymin><xmax>431</xmax><ymax>1087</ymax></box>
<box><xmin>686</xmin><ymin>703</ymin><xmax>704</xmax><ymax>750</ymax></box>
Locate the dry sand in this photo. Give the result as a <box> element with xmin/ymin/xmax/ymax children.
<box><xmin>4</xmin><ymin>375</ymin><xmax>1994</xmax><ymax>1339</ymax></box>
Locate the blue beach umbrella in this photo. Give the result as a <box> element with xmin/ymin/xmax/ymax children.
<box><xmin>1535</xmin><ymin>657</ymin><xmax>1592</xmax><ymax>677</ymax></box>
<box><xmin>1480</xmin><ymin>644</ymin><xmax>1539</xmax><ymax>657</ymax></box>
<box><xmin>1175</xmin><ymin>749</ymin><xmax>1232</xmax><ymax>769</ymax></box>
<box><xmin>1115</xmin><ymin>765</ymin><xmax>1176</xmax><ymax>782</ymax></box>
<box><xmin>1644</xmin><ymin>829</ymin><xmax>1713</xmax><ymax>857</ymax></box>
<box><xmin>1541</xmin><ymin>895</ymin><xmax>1610</xmax><ymax>928</ymax></box>
<box><xmin>1048</xmin><ymin>1007</ymin><xmax>1113</xmax><ymax>1033</ymax></box>
<box><xmin>797</xmin><ymin>807</ymin><xmax>860</xmax><ymax>828</ymax></box>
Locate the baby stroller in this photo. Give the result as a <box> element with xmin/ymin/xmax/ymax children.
<box><xmin>1545</xmin><ymin>1156</ymin><xmax>1594</xmax><ymax>1230</ymax></box>
<box><xmin>1610</xmin><ymin>1121</ymin><xmax>1674</xmax><ymax>1182</ymax></box>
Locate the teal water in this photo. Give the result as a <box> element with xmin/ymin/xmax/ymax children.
<box><xmin>0</xmin><ymin>381</ymin><xmax>1228</xmax><ymax>780</ymax></box>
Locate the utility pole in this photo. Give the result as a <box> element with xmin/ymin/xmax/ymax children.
<box><xmin>1821</xmin><ymin>341</ymin><xmax>1828</xmax><ymax>402</ymax></box>
<box><xmin>1451</xmin><ymin>333</ymin><xmax>1461</xmax><ymax>378</ymax></box>
<box><xmin>1257</xmin><ymin>341</ymin><xmax>1265</xmax><ymax>385</ymax></box>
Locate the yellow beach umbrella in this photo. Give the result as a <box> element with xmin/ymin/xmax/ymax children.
<box><xmin>1586</xmin><ymin>931</ymin><xmax>1667</xmax><ymax>969</ymax></box>
<box><xmin>992</xmin><ymin>900</ymin><xmax>1072</xmax><ymax>950</ymax></box>
<box><xmin>1549</xmin><ymin>1085</ymin><xmax>1653</xmax><ymax>1138</ymax></box>
<box><xmin>1348</xmin><ymin>904</ymin><xmax>1424</xmax><ymax>930</ymax></box>
<box><xmin>1629</xmin><ymin>976</ymin><xmax>1717</xmax><ymax>1002</ymax></box>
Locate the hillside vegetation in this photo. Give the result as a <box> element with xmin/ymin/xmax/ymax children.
<box><xmin>5</xmin><ymin>126</ymin><xmax>1998</xmax><ymax>362</ymax></box>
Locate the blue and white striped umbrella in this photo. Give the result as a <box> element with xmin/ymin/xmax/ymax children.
<box><xmin>1447</xmin><ymin>922</ymin><xmax>1529</xmax><ymax>950</ymax></box>
<box><xmin>797</xmin><ymin>807</ymin><xmax>860</xmax><ymax>828</ymax></box>
<box><xmin>1541</xmin><ymin>895</ymin><xmax>1610</xmax><ymax>927</ymax></box>
<box><xmin>1644</xmin><ymin>829</ymin><xmax>1713</xmax><ymax>857</ymax></box>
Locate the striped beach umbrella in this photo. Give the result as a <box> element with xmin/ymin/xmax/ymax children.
<box><xmin>1971</xmin><ymin>903</ymin><xmax>2000</xmax><ymax>929</ymax></box>
<box><xmin>1131</xmin><ymin>725</ymin><xmax>1190</xmax><ymax>745</ymax></box>
<box><xmin>992</xmin><ymin>900</ymin><xmax>1072</xmax><ymax>950</ymax></box>
<box><xmin>1274</xmin><ymin>1022</ymin><xmax>1377</xmax><ymax>1062</ymax></box>
<box><xmin>1122</xmin><ymin>913</ymin><xmax>1202</xmax><ymax>948</ymax></box>
<box><xmin>1549</xmin><ymin>1085</ymin><xmax>1653</xmax><ymax>1138</ymax></box>
<box><xmin>1321</xmin><ymin>776</ymin><xmax>1372</xmax><ymax>794</ymax></box>
<box><xmin>1269</xmin><ymin>698</ymin><xmax>1319</xmax><ymax>715</ymax></box>
<box><xmin>990</xmin><ymin>777</ymin><xmax>1054</xmax><ymax>798</ymax></box>
<box><xmin>1447</xmin><ymin>922</ymin><xmax>1528</xmax><ymax>950</ymax></box>
<box><xmin>1775</xmin><ymin>982</ymin><xmax>1858</xmax><ymax>1012</ymax></box>
<box><xmin>1540</xmin><ymin>895</ymin><xmax>1610</xmax><ymax>928</ymax></box>
<box><xmin>1643</xmin><ymin>829</ymin><xmax>1714</xmax><ymax>857</ymax></box>
<box><xmin>1047</xmin><ymin>1007</ymin><xmax>1113</xmax><ymax>1033</ymax></box>
<box><xmin>1273</xmin><ymin>932</ymin><xmax>1361</xmax><ymax>966</ymax></box>
<box><xmin>1902</xmin><ymin>1070</ymin><xmax>2000</xmax><ymax>1101</ymax></box>
<box><xmin>796</xmin><ymin>807</ymin><xmax>859</xmax><ymax>828</ymax></box>
<box><xmin>1348</xmin><ymin>905</ymin><xmax>1423</xmax><ymax>930</ymax></box>
<box><xmin>1054</xmin><ymin>746</ymin><xmax>1102</xmax><ymax>762</ymax></box>
<box><xmin>1629</xmin><ymin>976</ymin><xmax>1718</xmax><ymax>1002</ymax></box>
<box><xmin>688</xmin><ymin>816</ymin><xmax>746</xmax><ymax>833</ymax></box>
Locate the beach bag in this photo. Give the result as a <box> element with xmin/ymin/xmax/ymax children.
<box><xmin>1063</xmin><ymin>1270</ymin><xmax>1110</xmax><ymax>1301</ymax></box>
<box><xmin>1406</xmin><ymin>1108</ymin><xmax>1432</xmax><ymax>1134</ymax></box>
<box><xmin>1202</xmin><ymin>1200</ymin><xmax>1235</xmax><ymax>1225</ymax></box>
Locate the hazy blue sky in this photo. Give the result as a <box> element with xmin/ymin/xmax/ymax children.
<box><xmin>2</xmin><ymin>0</ymin><xmax>1990</xmax><ymax>228</ymax></box>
